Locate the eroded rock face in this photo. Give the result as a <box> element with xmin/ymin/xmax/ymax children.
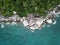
<box><xmin>22</xmin><ymin>14</ymin><xmax>44</xmax><ymax>30</ymax></box>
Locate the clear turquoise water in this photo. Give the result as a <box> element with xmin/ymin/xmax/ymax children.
<box><xmin>0</xmin><ymin>17</ymin><xmax>60</xmax><ymax>45</ymax></box>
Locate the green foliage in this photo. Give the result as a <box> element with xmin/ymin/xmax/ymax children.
<box><xmin>0</xmin><ymin>0</ymin><xmax>60</xmax><ymax>17</ymax></box>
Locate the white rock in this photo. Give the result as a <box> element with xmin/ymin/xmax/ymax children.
<box><xmin>36</xmin><ymin>19</ymin><xmax>43</xmax><ymax>27</ymax></box>
<box><xmin>53</xmin><ymin>10</ymin><xmax>56</xmax><ymax>14</ymax></box>
<box><xmin>57</xmin><ymin>4</ymin><xmax>60</xmax><ymax>7</ymax></box>
<box><xmin>43</xmin><ymin>19</ymin><xmax>46</xmax><ymax>21</ymax></box>
<box><xmin>20</xmin><ymin>17</ymin><xmax>26</xmax><ymax>22</ymax></box>
<box><xmin>12</xmin><ymin>17</ymin><xmax>16</xmax><ymax>21</ymax></box>
<box><xmin>5</xmin><ymin>18</ymin><xmax>8</xmax><ymax>21</ymax></box>
<box><xmin>30</xmin><ymin>25</ymin><xmax>38</xmax><ymax>30</ymax></box>
<box><xmin>23</xmin><ymin>20</ymin><xmax>28</xmax><ymax>26</ymax></box>
<box><xmin>16</xmin><ymin>17</ymin><xmax>21</xmax><ymax>21</ymax></box>
<box><xmin>47</xmin><ymin>19</ymin><xmax>52</xmax><ymax>24</ymax></box>
<box><xmin>22</xmin><ymin>17</ymin><xmax>26</xmax><ymax>19</ymax></box>
<box><xmin>1</xmin><ymin>18</ymin><xmax>5</xmax><ymax>21</ymax></box>
<box><xmin>20</xmin><ymin>18</ymin><xmax>24</xmax><ymax>22</ymax></box>
<box><xmin>36</xmin><ymin>20</ymin><xmax>43</xmax><ymax>25</ymax></box>
<box><xmin>11</xmin><ymin>15</ymin><xmax>20</xmax><ymax>21</ymax></box>
<box><xmin>55</xmin><ymin>12</ymin><xmax>60</xmax><ymax>17</ymax></box>
<box><xmin>29</xmin><ymin>20</ymin><xmax>35</xmax><ymax>26</ymax></box>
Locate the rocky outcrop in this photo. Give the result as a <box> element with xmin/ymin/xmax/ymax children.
<box><xmin>0</xmin><ymin>4</ymin><xmax>60</xmax><ymax>31</ymax></box>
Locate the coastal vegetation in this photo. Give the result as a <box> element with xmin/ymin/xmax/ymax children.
<box><xmin>0</xmin><ymin>0</ymin><xmax>60</xmax><ymax>17</ymax></box>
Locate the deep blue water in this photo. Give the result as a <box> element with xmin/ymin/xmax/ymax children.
<box><xmin>0</xmin><ymin>17</ymin><xmax>60</xmax><ymax>45</ymax></box>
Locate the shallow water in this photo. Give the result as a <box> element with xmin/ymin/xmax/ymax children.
<box><xmin>0</xmin><ymin>17</ymin><xmax>60</xmax><ymax>45</ymax></box>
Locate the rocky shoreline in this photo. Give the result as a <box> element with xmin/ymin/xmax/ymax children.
<box><xmin>0</xmin><ymin>4</ymin><xmax>60</xmax><ymax>31</ymax></box>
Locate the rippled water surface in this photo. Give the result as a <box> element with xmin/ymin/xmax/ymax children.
<box><xmin>0</xmin><ymin>17</ymin><xmax>60</xmax><ymax>45</ymax></box>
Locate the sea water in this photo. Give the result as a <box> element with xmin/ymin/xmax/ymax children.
<box><xmin>0</xmin><ymin>16</ymin><xmax>60</xmax><ymax>45</ymax></box>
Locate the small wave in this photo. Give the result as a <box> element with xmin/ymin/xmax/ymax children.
<box><xmin>6</xmin><ymin>22</ymin><xmax>10</xmax><ymax>25</ymax></box>
<box><xmin>11</xmin><ymin>22</ymin><xmax>17</xmax><ymax>25</ymax></box>
<box><xmin>47</xmin><ymin>25</ymin><xmax>50</xmax><ymax>27</ymax></box>
<box><xmin>31</xmin><ymin>30</ymin><xmax>34</xmax><ymax>32</ymax></box>
<box><xmin>53</xmin><ymin>21</ymin><xmax>56</xmax><ymax>24</ymax></box>
<box><xmin>57</xmin><ymin>15</ymin><xmax>60</xmax><ymax>17</ymax></box>
<box><xmin>1</xmin><ymin>24</ymin><xmax>4</xmax><ymax>28</ymax></box>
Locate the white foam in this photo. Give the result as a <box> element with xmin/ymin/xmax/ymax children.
<box><xmin>55</xmin><ymin>12</ymin><xmax>60</xmax><ymax>17</ymax></box>
<box><xmin>42</xmin><ymin>24</ymin><xmax>46</xmax><ymax>27</ymax></box>
<box><xmin>31</xmin><ymin>30</ymin><xmax>34</xmax><ymax>32</ymax></box>
<box><xmin>47</xmin><ymin>25</ymin><xmax>50</xmax><ymax>27</ymax></box>
<box><xmin>38</xmin><ymin>28</ymin><xmax>41</xmax><ymax>30</ymax></box>
<box><xmin>53</xmin><ymin>21</ymin><xmax>56</xmax><ymax>24</ymax></box>
<box><xmin>11</xmin><ymin>22</ymin><xmax>17</xmax><ymax>25</ymax></box>
<box><xmin>57</xmin><ymin>15</ymin><xmax>60</xmax><ymax>17</ymax></box>
<box><xmin>1</xmin><ymin>24</ymin><xmax>4</xmax><ymax>28</ymax></box>
<box><xmin>30</xmin><ymin>26</ymin><xmax>36</xmax><ymax>30</ymax></box>
<box><xmin>6</xmin><ymin>22</ymin><xmax>10</xmax><ymax>25</ymax></box>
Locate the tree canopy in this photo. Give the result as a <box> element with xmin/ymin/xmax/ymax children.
<box><xmin>0</xmin><ymin>0</ymin><xmax>60</xmax><ymax>17</ymax></box>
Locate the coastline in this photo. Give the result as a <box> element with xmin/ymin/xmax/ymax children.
<box><xmin>0</xmin><ymin>4</ymin><xmax>60</xmax><ymax>31</ymax></box>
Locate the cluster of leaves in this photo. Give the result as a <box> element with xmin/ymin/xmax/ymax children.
<box><xmin>0</xmin><ymin>0</ymin><xmax>60</xmax><ymax>17</ymax></box>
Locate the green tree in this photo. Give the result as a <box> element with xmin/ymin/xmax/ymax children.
<box><xmin>0</xmin><ymin>0</ymin><xmax>60</xmax><ymax>17</ymax></box>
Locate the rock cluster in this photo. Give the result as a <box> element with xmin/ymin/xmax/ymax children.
<box><xmin>22</xmin><ymin>14</ymin><xmax>44</xmax><ymax>30</ymax></box>
<box><xmin>0</xmin><ymin>15</ymin><xmax>21</xmax><ymax>22</ymax></box>
<box><xmin>0</xmin><ymin>4</ymin><xmax>60</xmax><ymax>31</ymax></box>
